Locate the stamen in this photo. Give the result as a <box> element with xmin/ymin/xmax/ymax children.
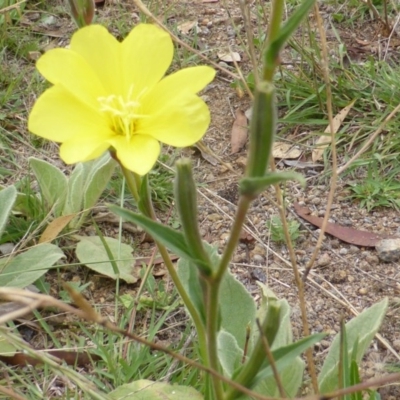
<box><xmin>97</xmin><ymin>87</ymin><xmax>146</xmax><ymax>141</ymax></box>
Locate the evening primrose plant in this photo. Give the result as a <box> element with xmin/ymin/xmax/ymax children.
<box><xmin>19</xmin><ymin>2</ymin><xmax>393</xmax><ymax>400</ymax></box>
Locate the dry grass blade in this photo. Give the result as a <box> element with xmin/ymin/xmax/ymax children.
<box><xmin>312</xmin><ymin>99</ymin><xmax>356</xmax><ymax>162</ymax></box>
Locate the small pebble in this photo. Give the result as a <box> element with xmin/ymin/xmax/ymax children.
<box><xmin>359</xmin><ymin>288</ymin><xmax>367</xmax><ymax>295</ymax></box>
<box><xmin>339</xmin><ymin>248</ymin><xmax>348</xmax><ymax>255</ymax></box>
<box><xmin>253</xmin><ymin>254</ymin><xmax>264</xmax><ymax>263</ymax></box>
<box><xmin>317</xmin><ymin>253</ymin><xmax>331</xmax><ymax>267</ymax></box>
<box><xmin>311</xmin><ymin>197</ymin><xmax>321</xmax><ymax>205</ymax></box>
<box><xmin>376</xmin><ymin>238</ymin><xmax>400</xmax><ymax>262</ymax></box>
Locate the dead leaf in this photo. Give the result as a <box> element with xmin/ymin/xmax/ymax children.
<box><xmin>135</xmin><ymin>255</ymin><xmax>179</xmax><ymax>267</ymax></box>
<box><xmin>283</xmin><ymin>160</ymin><xmax>324</xmax><ymax>169</ymax></box>
<box><xmin>177</xmin><ymin>20</ymin><xmax>197</xmax><ymax>35</ymax></box>
<box><xmin>194</xmin><ymin>141</ymin><xmax>235</xmax><ymax>173</ymax></box>
<box><xmin>231</xmin><ymin>109</ymin><xmax>247</xmax><ymax>154</ymax></box>
<box><xmin>272</xmin><ymin>142</ymin><xmax>302</xmax><ymax>159</ymax></box>
<box><xmin>218</xmin><ymin>51</ymin><xmax>241</xmax><ymax>63</ymax></box>
<box><xmin>39</xmin><ymin>214</ymin><xmax>75</xmax><ymax>244</ymax></box>
<box><xmin>312</xmin><ymin>99</ymin><xmax>356</xmax><ymax>162</ymax></box>
<box><xmin>293</xmin><ymin>203</ymin><xmax>393</xmax><ymax>247</ymax></box>
<box><xmin>0</xmin><ymin>350</ymin><xmax>101</xmax><ymax>367</ymax></box>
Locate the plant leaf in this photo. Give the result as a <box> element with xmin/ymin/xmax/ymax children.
<box><xmin>253</xmin><ymin>357</ymin><xmax>304</xmax><ymax>398</ymax></box>
<box><xmin>109</xmin><ymin>206</ymin><xmax>194</xmax><ymax>262</ymax></box>
<box><xmin>318</xmin><ymin>298</ymin><xmax>388</xmax><ymax>394</ymax></box>
<box><xmin>75</xmin><ymin>236</ymin><xmax>139</xmax><ymax>283</ymax></box>
<box><xmin>0</xmin><ymin>244</ymin><xmax>64</xmax><ymax>287</ymax></box>
<box><xmin>0</xmin><ymin>186</ymin><xmax>17</xmax><ymax>239</ymax></box>
<box><xmin>64</xmin><ymin>163</ymin><xmax>85</xmax><ymax>215</ymax></box>
<box><xmin>83</xmin><ymin>153</ymin><xmax>116</xmax><ymax>210</ymax></box>
<box><xmin>29</xmin><ymin>157</ymin><xmax>68</xmax><ymax>216</ymax></box>
<box><xmin>39</xmin><ymin>214</ymin><xmax>75</xmax><ymax>244</ymax></box>
<box><xmin>219</xmin><ymin>264</ymin><xmax>257</xmax><ymax>349</ymax></box>
<box><xmin>217</xmin><ymin>330</ymin><xmax>243</xmax><ymax>377</ymax></box>
<box><xmin>240</xmin><ymin>171</ymin><xmax>305</xmax><ymax>197</ymax></box>
<box><xmin>109</xmin><ymin>379</ymin><xmax>203</xmax><ymax>399</ymax></box>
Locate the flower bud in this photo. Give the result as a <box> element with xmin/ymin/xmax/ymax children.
<box><xmin>68</xmin><ymin>0</ymin><xmax>95</xmax><ymax>27</ymax></box>
<box><xmin>175</xmin><ymin>159</ymin><xmax>212</xmax><ymax>276</ymax></box>
<box><xmin>245</xmin><ymin>81</ymin><xmax>276</xmax><ymax>179</ymax></box>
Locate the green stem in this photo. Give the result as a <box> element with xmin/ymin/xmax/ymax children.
<box><xmin>120</xmin><ymin>164</ymin><xmax>209</xmax><ymax>367</ymax></box>
<box><xmin>201</xmin><ymin>195</ymin><xmax>252</xmax><ymax>399</ymax></box>
<box><xmin>215</xmin><ymin>196</ymin><xmax>252</xmax><ymax>283</ymax></box>
<box><xmin>205</xmin><ymin>278</ymin><xmax>224</xmax><ymax>399</ymax></box>
<box><xmin>263</xmin><ymin>0</ymin><xmax>285</xmax><ymax>82</ymax></box>
<box><xmin>121</xmin><ymin>166</ymin><xmax>140</xmax><ymax>203</ymax></box>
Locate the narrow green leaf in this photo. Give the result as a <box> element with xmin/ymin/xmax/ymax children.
<box><xmin>240</xmin><ymin>171</ymin><xmax>305</xmax><ymax>197</ymax></box>
<box><xmin>0</xmin><ymin>186</ymin><xmax>17</xmax><ymax>239</ymax></box>
<box><xmin>109</xmin><ymin>205</ymin><xmax>194</xmax><ymax>262</ymax></box>
<box><xmin>29</xmin><ymin>157</ymin><xmax>68</xmax><ymax>216</ymax></box>
<box><xmin>228</xmin><ymin>333</ymin><xmax>325</xmax><ymax>400</ymax></box>
<box><xmin>264</xmin><ymin>0</ymin><xmax>315</xmax><ymax>76</ymax></box>
<box><xmin>349</xmin><ymin>360</ymin><xmax>362</xmax><ymax>400</ymax></box>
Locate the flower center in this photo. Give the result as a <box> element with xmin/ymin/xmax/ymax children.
<box><xmin>98</xmin><ymin>87</ymin><xmax>146</xmax><ymax>141</ymax></box>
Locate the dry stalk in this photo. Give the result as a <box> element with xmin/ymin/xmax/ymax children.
<box><xmin>336</xmin><ymin>102</ymin><xmax>400</xmax><ymax>175</ymax></box>
<box><xmin>302</xmin><ymin>3</ymin><xmax>339</xmax><ymax>285</ymax></box>
<box><xmin>0</xmin><ymin>0</ymin><xmax>26</xmax><ymax>14</ymax></box>
<box><xmin>0</xmin><ymin>288</ymin><xmax>398</xmax><ymax>399</ymax></box>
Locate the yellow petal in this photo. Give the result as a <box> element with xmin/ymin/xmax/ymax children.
<box><xmin>143</xmin><ymin>66</ymin><xmax>215</xmax><ymax>112</ymax></box>
<box><xmin>28</xmin><ymin>85</ymin><xmax>112</xmax><ymax>142</ymax></box>
<box><xmin>60</xmin><ymin>134</ymin><xmax>111</xmax><ymax>164</ymax></box>
<box><xmin>109</xmin><ymin>135</ymin><xmax>160</xmax><ymax>175</ymax></box>
<box><xmin>121</xmin><ymin>24</ymin><xmax>173</xmax><ymax>98</ymax></box>
<box><xmin>36</xmin><ymin>48</ymin><xmax>106</xmax><ymax>109</ymax></box>
<box><xmin>138</xmin><ymin>94</ymin><xmax>210</xmax><ymax>147</ymax></box>
<box><xmin>70</xmin><ymin>25</ymin><xmax>122</xmax><ymax>95</ymax></box>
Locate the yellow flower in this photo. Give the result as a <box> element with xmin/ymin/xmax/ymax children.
<box><xmin>28</xmin><ymin>24</ymin><xmax>215</xmax><ymax>175</ymax></box>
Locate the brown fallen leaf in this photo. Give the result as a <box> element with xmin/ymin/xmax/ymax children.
<box><xmin>194</xmin><ymin>141</ymin><xmax>235</xmax><ymax>172</ymax></box>
<box><xmin>0</xmin><ymin>350</ymin><xmax>101</xmax><ymax>367</ymax></box>
<box><xmin>293</xmin><ymin>203</ymin><xmax>392</xmax><ymax>247</ymax></box>
<box><xmin>272</xmin><ymin>142</ymin><xmax>302</xmax><ymax>159</ymax></box>
<box><xmin>135</xmin><ymin>255</ymin><xmax>179</xmax><ymax>267</ymax></box>
<box><xmin>231</xmin><ymin>109</ymin><xmax>248</xmax><ymax>154</ymax></box>
<box><xmin>39</xmin><ymin>214</ymin><xmax>76</xmax><ymax>244</ymax></box>
<box><xmin>312</xmin><ymin>99</ymin><xmax>356</xmax><ymax>162</ymax></box>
